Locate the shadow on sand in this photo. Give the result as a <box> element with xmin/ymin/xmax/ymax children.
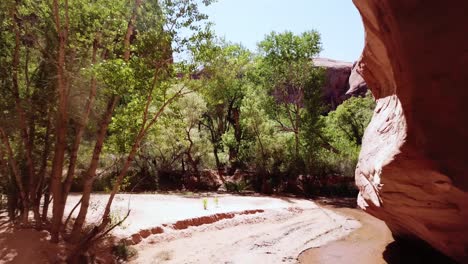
<box><xmin>314</xmin><ymin>197</ymin><xmax>357</xmax><ymax>209</ymax></box>
<box><xmin>0</xmin><ymin>222</ymin><xmax>52</xmax><ymax>263</ymax></box>
<box><xmin>298</xmin><ymin>198</ymin><xmax>457</xmax><ymax>264</ymax></box>
<box><xmin>383</xmin><ymin>239</ymin><xmax>457</xmax><ymax>264</ymax></box>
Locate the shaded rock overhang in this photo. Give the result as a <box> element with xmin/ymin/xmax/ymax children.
<box><xmin>353</xmin><ymin>0</ymin><xmax>468</xmax><ymax>262</ymax></box>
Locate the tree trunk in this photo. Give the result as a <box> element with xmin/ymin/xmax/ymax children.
<box><xmin>201</xmin><ymin>117</ymin><xmax>224</xmax><ymax>175</ymax></box>
<box><xmin>213</xmin><ymin>147</ymin><xmax>222</xmax><ymax>173</ymax></box>
<box><xmin>0</xmin><ymin>144</ymin><xmax>18</xmax><ymax>220</ymax></box>
<box><xmin>123</xmin><ymin>0</ymin><xmax>142</xmax><ymax>61</ymax></box>
<box><xmin>62</xmin><ymin>37</ymin><xmax>99</xmax><ymax>207</ymax></box>
<box><xmin>254</xmin><ymin>125</ymin><xmax>268</xmax><ymax>193</ymax></box>
<box><xmin>41</xmin><ymin>189</ymin><xmax>51</xmax><ymax>223</ymax></box>
<box><xmin>90</xmin><ymin>88</ymin><xmax>184</xmax><ymax>242</ymax></box>
<box><xmin>228</xmin><ymin>106</ymin><xmax>242</xmax><ymax>173</ymax></box>
<box><xmin>69</xmin><ymin>0</ymin><xmax>144</xmax><ymax>243</ymax></box>
<box><xmin>185</xmin><ymin>128</ymin><xmax>199</xmax><ymax>178</ymax></box>
<box><xmin>0</xmin><ymin>128</ymin><xmax>29</xmax><ymax>223</ymax></box>
<box><xmin>50</xmin><ymin>0</ymin><xmax>69</xmax><ymax>243</ymax></box>
<box><xmin>294</xmin><ymin>104</ymin><xmax>301</xmax><ymax>161</ymax></box>
<box><xmin>37</xmin><ymin>115</ymin><xmax>52</xmax><ymax>221</ymax></box>
<box><xmin>69</xmin><ymin>96</ymin><xmax>119</xmax><ymax>242</ymax></box>
<box><xmin>97</xmin><ymin>143</ymin><xmax>140</xmax><ymax>230</ymax></box>
<box><xmin>294</xmin><ymin>131</ymin><xmax>300</xmax><ymax>160</ymax></box>
<box><xmin>11</xmin><ymin>6</ymin><xmax>35</xmax><ymax>224</ymax></box>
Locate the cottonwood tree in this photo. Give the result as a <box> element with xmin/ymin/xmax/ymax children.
<box><xmin>240</xmin><ymin>84</ymin><xmax>288</xmax><ymax>192</ymax></box>
<box><xmin>174</xmin><ymin>91</ymin><xmax>209</xmax><ymax>180</ymax></box>
<box><xmin>255</xmin><ymin>31</ymin><xmax>325</xmax><ymax>186</ymax></box>
<box><xmin>192</xmin><ymin>39</ymin><xmax>252</xmax><ymax>173</ymax></box>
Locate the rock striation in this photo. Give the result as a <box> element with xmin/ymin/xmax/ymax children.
<box><xmin>353</xmin><ymin>0</ymin><xmax>468</xmax><ymax>262</ymax></box>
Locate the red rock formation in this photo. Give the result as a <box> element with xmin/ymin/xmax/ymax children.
<box><xmin>172</xmin><ymin>209</ymin><xmax>264</xmax><ymax>230</ymax></box>
<box><xmin>347</xmin><ymin>59</ymin><xmax>367</xmax><ymax>96</ymax></box>
<box><xmin>151</xmin><ymin>226</ymin><xmax>164</xmax><ymax>234</ymax></box>
<box><xmin>353</xmin><ymin>0</ymin><xmax>468</xmax><ymax>262</ymax></box>
<box><xmin>139</xmin><ymin>229</ymin><xmax>152</xmax><ymax>239</ymax></box>
<box><xmin>122</xmin><ymin>209</ymin><xmax>265</xmax><ymax>245</ymax></box>
<box><xmin>130</xmin><ymin>233</ymin><xmax>142</xmax><ymax>245</ymax></box>
<box><xmin>313</xmin><ymin>58</ymin><xmax>367</xmax><ymax>110</ymax></box>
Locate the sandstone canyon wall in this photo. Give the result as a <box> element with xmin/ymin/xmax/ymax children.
<box><xmin>353</xmin><ymin>0</ymin><xmax>468</xmax><ymax>262</ymax></box>
<box><xmin>313</xmin><ymin>58</ymin><xmax>367</xmax><ymax>111</ymax></box>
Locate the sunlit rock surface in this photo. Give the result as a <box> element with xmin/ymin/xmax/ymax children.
<box><xmin>353</xmin><ymin>0</ymin><xmax>468</xmax><ymax>262</ymax></box>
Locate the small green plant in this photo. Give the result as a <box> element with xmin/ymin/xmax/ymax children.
<box><xmin>112</xmin><ymin>242</ymin><xmax>137</xmax><ymax>261</ymax></box>
<box><xmin>108</xmin><ymin>209</ymin><xmax>129</xmax><ymax>230</ymax></box>
<box><xmin>202</xmin><ymin>198</ymin><xmax>208</xmax><ymax>210</ymax></box>
<box><xmin>214</xmin><ymin>197</ymin><xmax>219</xmax><ymax>208</ymax></box>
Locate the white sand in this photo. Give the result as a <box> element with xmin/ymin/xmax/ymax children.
<box><xmin>2</xmin><ymin>194</ymin><xmax>360</xmax><ymax>263</ymax></box>
<box><xmin>64</xmin><ymin>193</ymin><xmax>320</xmax><ymax>238</ymax></box>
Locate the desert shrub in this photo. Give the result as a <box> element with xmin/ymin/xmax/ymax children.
<box><xmin>108</xmin><ymin>209</ymin><xmax>129</xmax><ymax>230</ymax></box>
<box><xmin>112</xmin><ymin>242</ymin><xmax>137</xmax><ymax>261</ymax></box>
<box><xmin>224</xmin><ymin>181</ymin><xmax>249</xmax><ymax>193</ymax></box>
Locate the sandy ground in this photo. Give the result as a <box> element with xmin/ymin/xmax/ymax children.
<box><xmin>298</xmin><ymin>200</ymin><xmax>457</xmax><ymax>264</ymax></box>
<box><xmin>0</xmin><ymin>216</ymin><xmax>67</xmax><ymax>264</ymax></box>
<box><xmin>1</xmin><ymin>194</ymin><xmax>454</xmax><ymax>264</ymax></box>
<box><xmin>64</xmin><ymin>193</ymin><xmax>335</xmax><ymax>238</ymax></box>
<box><xmin>298</xmin><ymin>206</ymin><xmax>393</xmax><ymax>264</ymax></box>
<box><xmin>1</xmin><ymin>194</ymin><xmax>360</xmax><ymax>263</ymax></box>
<box><xmin>130</xmin><ymin>202</ymin><xmax>360</xmax><ymax>264</ymax></box>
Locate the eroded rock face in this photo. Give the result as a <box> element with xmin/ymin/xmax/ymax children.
<box><xmin>353</xmin><ymin>0</ymin><xmax>468</xmax><ymax>262</ymax></box>
<box><xmin>347</xmin><ymin>60</ymin><xmax>367</xmax><ymax>96</ymax></box>
<box><xmin>313</xmin><ymin>58</ymin><xmax>367</xmax><ymax>110</ymax></box>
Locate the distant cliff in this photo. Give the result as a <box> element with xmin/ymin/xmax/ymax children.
<box><xmin>313</xmin><ymin>57</ymin><xmax>368</xmax><ymax>111</ymax></box>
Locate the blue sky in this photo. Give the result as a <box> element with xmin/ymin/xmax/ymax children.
<box><xmin>200</xmin><ymin>0</ymin><xmax>364</xmax><ymax>62</ymax></box>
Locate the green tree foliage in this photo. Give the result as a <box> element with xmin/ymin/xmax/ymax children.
<box><xmin>255</xmin><ymin>31</ymin><xmax>324</xmax><ymax>178</ymax></box>
<box><xmin>0</xmin><ymin>0</ymin><xmax>214</xmax><ymax>255</ymax></box>
<box><xmin>147</xmin><ymin>90</ymin><xmax>213</xmax><ymax>179</ymax></box>
<box><xmin>240</xmin><ymin>85</ymin><xmax>290</xmax><ymax>192</ymax></box>
<box><xmin>0</xmin><ymin>0</ymin><xmax>377</xmax><ymax>258</ymax></box>
<box><xmin>192</xmin><ymin>38</ymin><xmax>253</xmax><ymax>172</ymax></box>
<box><xmin>318</xmin><ymin>92</ymin><xmax>376</xmax><ymax>177</ymax></box>
<box><xmin>92</xmin><ymin>28</ymin><xmax>375</xmax><ymax>196</ymax></box>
